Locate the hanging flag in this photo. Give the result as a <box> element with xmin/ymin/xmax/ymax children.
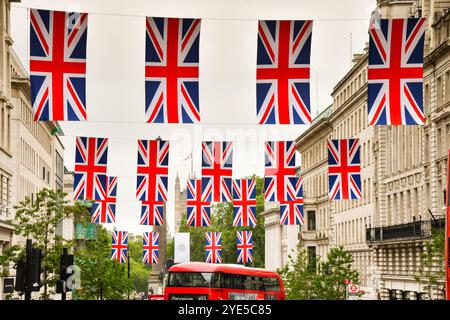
<box><xmin>327</xmin><ymin>139</ymin><xmax>362</xmax><ymax>200</ymax></box>
<box><xmin>232</xmin><ymin>178</ymin><xmax>257</xmax><ymax>227</ymax></box>
<box><xmin>136</xmin><ymin>139</ymin><xmax>169</xmax><ymax>201</ymax></box>
<box><xmin>256</xmin><ymin>20</ymin><xmax>313</xmax><ymax>125</ymax></box>
<box><xmin>205</xmin><ymin>232</ymin><xmax>222</xmax><ymax>264</ymax></box>
<box><xmin>368</xmin><ymin>18</ymin><xmax>426</xmax><ymax>125</ymax></box>
<box><xmin>237</xmin><ymin>231</ymin><xmax>254</xmax><ymax>264</ymax></box>
<box><xmin>143</xmin><ymin>232</ymin><xmax>159</xmax><ymax>264</ymax></box>
<box><xmin>111</xmin><ymin>231</ymin><xmax>128</xmax><ymax>263</ymax></box>
<box><xmin>201</xmin><ymin>141</ymin><xmax>233</xmax><ymax>202</ymax></box>
<box><xmin>186</xmin><ymin>179</ymin><xmax>211</xmax><ymax>227</ymax></box>
<box><xmin>73</xmin><ymin>137</ymin><xmax>108</xmax><ymax>200</ymax></box>
<box><xmin>139</xmin><ymin>200</ymin><xmax>165</xmax><ymax>226</ymax></box>
<box><xmin>29</xmin><ymin>9</ymin><xmax>88</xmax><ymax>121</ymax></box>
<box><xmin>264</xmin><ymin>141</ymin><xmax>297</xmax><ymax>202</ymax></box>
<box><xmin>280</xmin><ymin>176</ymin><xmax>304</xmax><ymax>225</ymax></box>
<box><xmin>145</xmin><ymin>17</ymin><xmax>201</xmax><ymax>123</ymax></box>
<box><xmin>91</xmin><ymin>176</ymin><xmax>117</xmax><ymax>224</ymax></box>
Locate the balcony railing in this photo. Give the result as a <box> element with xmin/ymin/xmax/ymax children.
<box><xmin>366</xmin><ymin>218</ymin><xmax>445</xmax><ymax>243</ymax></box>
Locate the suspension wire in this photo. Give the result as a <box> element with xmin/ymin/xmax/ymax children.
<box><xmin>12</xmin><ymin>3</ymin><xmax>371</xmax><ymax>22</ymax></box>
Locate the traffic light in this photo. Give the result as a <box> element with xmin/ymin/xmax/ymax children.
<box><xmin>30</xmin><ymin>248</ymin><xmax>43</xmax><ymax>291</ymax></box>
<box><xmin>56</xmin><ymin>248</ymin><xmax>74</xmax><ymax>295</ymax></box>
<box><xmin>14</xmin><ymin>260</ymin><xmax>26</xmax><ymax>292</ymax></box>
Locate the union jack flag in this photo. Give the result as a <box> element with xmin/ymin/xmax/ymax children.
<box><xmin>205</xmin><ymin>232</ymin><xmax>222</xmax><ymax>264</ymax></box>
<box><xmin>73</xmin><ymin>137</ymin><xmax>108</xmax><ymax>200</ymax></box>
<box><xmin>368</xmin><ymin>18</ymin><xmax>426</xmax><ymax>125</ymax></box>
<box><xmin>328</xmin><ymin>139</ymin><xmax>362</xmax><ymax>200</ymax></box>
<box><xmin>145</xmin><ymin>17</ymin><xmax>201</xmax><ymax>123</ymax></box>
<box><xmin>140</xmin><ymin>200</ymin><xmax>165</xmax><ymax>226</ymax></box>
<box><xmin>136</xmin><ymin>139</ymin><xmax>169</xmax><ymax>202</ymax></box>
<box><xmin>264</xmin><ymin>141</ymin><xmax>297</xmax><ymax>202</ymax></box>
<box><xmin>256</xmin><ymin>20</ymin><xmax>313</xmax><ymax>125</ymax></box>
<box><xmin>237</xmin><ymin>231</ymin><xmax>253</xmax><ymax>264</ymax></box>
<box><xmin>143</xmin><ymin>232</ymin><xmax>159</xmax><ymax>264</ymax></box>
<box><xmin>111</xmin><ymin>231</ymin><xmax>128</xmax><ymax>263</ymax></box>
<box><xmin>201</xmin><ymin>141</ymin><xmax>233</xmax><ymax>202</ymax></box>
<box><xmin>280</xmin><ymin>176</ymin><xmax>304</xmax><ymax>225</ymax></box>
<box><xmin>30</xmin><ymin>9</ymin><xmax>88</xmax><ymax>121</ymax></box>
<box><xmin>186</xmin><ymin>179</ymin><xmax>211</xmax><ymax>227</ymax></box>
<box><xmin>232</xmin><ymin>179</ymin><xmax>257</xmax><ymax>227</ymax></box>
<box><xmin>91</xmin><ymin>176</ymin><xmax>117</xmax><ymax>224</ymax></box>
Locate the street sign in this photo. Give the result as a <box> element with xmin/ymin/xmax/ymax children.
<box><xmin>348</xmin><ymin>283</ymin><xmax>360</xmax><ymax>295</ymax></box>
<box><xmin>3</xmin><ymin>278</ymin><xmax>14</xmax><ymax>294</ymax></box>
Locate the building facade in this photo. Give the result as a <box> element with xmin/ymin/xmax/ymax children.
<box><xmin>262</xmin><ymin>0</ymin><xmax>450</xmax><ymax>300</ymax></box>
<box><xmin>0</xmin><ymin>0</ymin><xmax>70</xmax><ymax>299</ymax></box>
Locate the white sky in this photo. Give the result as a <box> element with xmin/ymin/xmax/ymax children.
<box><xmin>11</xmin><ymin>0</ymin><xmax>376</xmax><ymax>235</ymax></box>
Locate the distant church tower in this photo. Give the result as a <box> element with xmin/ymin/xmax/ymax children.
<box><xmin>174</xmin><ymin>173</ymin><xmax>187</xmax><ymax>232</ymax></box>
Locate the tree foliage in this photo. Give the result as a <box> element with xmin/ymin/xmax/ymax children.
<box><xmin>74</xmin><ymin>225</ymin><xmax>134</xmax><ymax>300</ymax></box>
<box><xmin>414</xmin><ymin>227</ymin><xmax>445</xmax><ymax>299</ymax></box>
<box><xmin>278</xmin><ymin>245</ymin><xmax>359</xmax><ymax>300</ymax></box>
<box><xmin>0</xmin><ymin>188</ymin><xmax>86</xmax><ymax>299</ymax></box>
<box><xmin>179</xmin><ymin>175</ymin><xmax>265</xmax><ymax>267</ymax></box>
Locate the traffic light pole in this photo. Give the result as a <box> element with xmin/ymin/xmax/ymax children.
<box><xmin>61</xmin><ymin>248</ymin><xmax>68</xmax><ymax>301</ymax></box>
<box><xmin>25</xmin><ymin>239</ymin><xmax>32</xmax><ymax>301</ymax></box>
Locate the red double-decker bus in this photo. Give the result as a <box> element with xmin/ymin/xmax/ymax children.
<box><xmin>163</xmin><ymin>262</ymin><xmax>286</xmax><ymax>300</ymax></box>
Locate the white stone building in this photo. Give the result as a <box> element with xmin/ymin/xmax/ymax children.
<box><xmin>0</xmin><ymin>0</ymin><xmax>70</xmax><ymax>299</ymax></box>
<box><xmin>262</xmin><ymin>0</ymin><xmax>450</xmax><ymax>300</ymax></box>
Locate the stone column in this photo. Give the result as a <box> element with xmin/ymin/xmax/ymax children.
<box><xmin>396</xmin><ymin>290</ymin><xmax>403</xmax><ymax>300</ymax></box>
<box><xmin>409</xmin><ymin>291</ymin><xmax>417</xmax><ymax>300</ymax></box>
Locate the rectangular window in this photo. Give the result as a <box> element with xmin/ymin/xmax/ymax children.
<box><xmin>307</xmin><ymin>246</ymin><xmax>317</xmax><ymax>270</ymax></box>
<box><xmin>307</xmin><ymin>210</ymin><xmax>316</xmax><ymax>231</ymax></box>
<box><xmin>437</xmin><ymin>76</ymin><xmax>443</xmax><ymax>108</ymax></box>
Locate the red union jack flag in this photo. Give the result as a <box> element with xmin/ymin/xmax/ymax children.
<box><xmin>368</xmin><ymin>18</ymin><xmax>426</xmax><ymax>125</ymax></box>
<box><xmin>328</xmin><ymin>139</ymin><xmax>362</xmax><ymax>200</ymax></box>
<box><xmin>257</xmin><ymin>20</ymin><xmax>313</xmax><ymax>124</ymax></box>
<box><xmin>232</xmin><ymin>179</ymin><xmax>257</xmax><ymax>227</ymax></box>
<box><xmin>140</xmin><ymin>200</ymin><xmax>164</xmax><ymax>226</ymax></box>
<box><xmin>264</xmin><ymin>141</ymin><xmax>297</xmax><ymax>202</ymax></box>
<box><xmin>136</xmin><ymin>139</ymin><xmax>169</xmax><ymax>202</ymax></box>
<box><xmin>237</xmin><ymin>231</ymin><xmax>253</xmax><ymax>264</ymax></box>
<box><xmin>186</xmin><ymin>179</ymin><xmax>211</xmax><ymax>227</ymax></box>
<box><xmin>145</xmin><ymin>17</ymin><xmax>201</xmax><ymax>124</ymax></box>
<box><xmin>201</xmin><ymin>141</ymin><xmax>233</xmax><ymax>202</ymax></box>
<box><xmin>205</xmin><ymin>232</ymin><xmax>222</xmax><ymax>264</ymax></box>
<box><xmin>73</xmin><ymin>137</ymin><xmax>108</xmax><ymax>200</ymax></box>
<box><xmin>91</xmin><ymin>176</ymin><xmax>117</xmax><ymax>224</ymax></box>
<box><xmin>143</xmin><ymin>232</ymin><xmax>159</xmax><ymax>264</ymax></box>
<box><xmin>29</xmin><ymin>9</ymin><xmax>87</xmax><ymax>121</ymax></box>
<box><xmin>111</xmin><ymin>231</ymin><xmax>128</xmax><ymax>263</ymax></box>
<box><xmin>280</xmin><ymin>176</ymin><xmax>304</xmax><ymax>225</ymax></box>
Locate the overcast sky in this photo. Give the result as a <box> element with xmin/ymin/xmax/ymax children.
<box><xmin>11</xmin><ymin>0</ymin><xmax>376</xmax><ymax>235</ymax></box>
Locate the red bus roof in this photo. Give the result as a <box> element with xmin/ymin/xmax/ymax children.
<box><xmin>168</xmin><ymin>262</ymin><xmax>280</xmax><ymax>278</ymax></box>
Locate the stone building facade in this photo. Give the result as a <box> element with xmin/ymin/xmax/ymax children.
<box><xmin>0</xmin><ymin>0</ymin><xmax>69</xmax><ymax>299</ymax></box>
<box><xmin>263</xmin><ymin>0</ymin><xmax>450</xmax><ymax>300</ymax></box>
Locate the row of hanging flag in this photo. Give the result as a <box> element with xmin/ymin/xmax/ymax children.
<box><xmin>111</xmin><ymin>230</ymin><xmax>254</xmax><ymax>264</ymax></box>
<box><xmin>29</xmin><ymin>8</ymin><xmax>426</xmax><ymax>126</ymax></box>
<box><xmin>73</xmin><ymin>137</ymin><xmax>361</xmax><ymax>228</ymax></box>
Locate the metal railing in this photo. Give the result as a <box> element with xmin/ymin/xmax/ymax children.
<box><xmin>366</xmin><ymin>218</ymin><xmax>445</xmax><ymax>243</ymax></box>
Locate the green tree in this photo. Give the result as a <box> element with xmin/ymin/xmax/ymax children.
<box><xmin>128</xmin><ymin>236</ymin><xmax>151</xmax><ymax>294</ymax></box>
<box><xmin>277</xmin><ymin>244</ymin><xmax>317</xmax><ymax>299</ymax></box>
<box><xmin>277</xmin><ymin>245</ymin><xmax>359</xmax><ymax>300</ymax></box>
<box><xmin>0</xmin><ymin>188</ymin><xmax>86</xmax><ymax>299</ymax></box>
<box><xmin>179</xmin><ymin>175</ymin><xmax>265</xmax><ymax>267</ymax></box>
<box><xmin>74</xmin><ymin>225</ymin><xmax>133</xmax><ymax>300</ymax></box>
<box><xmin>314</xmin><ymin>246</ymin><xmax>359</xmax><ymax>300</ymax></box>
<box><xmin>414</xmin><ymin>227</ymin><xmax>445</xmax><ymax>300</ymax></box>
